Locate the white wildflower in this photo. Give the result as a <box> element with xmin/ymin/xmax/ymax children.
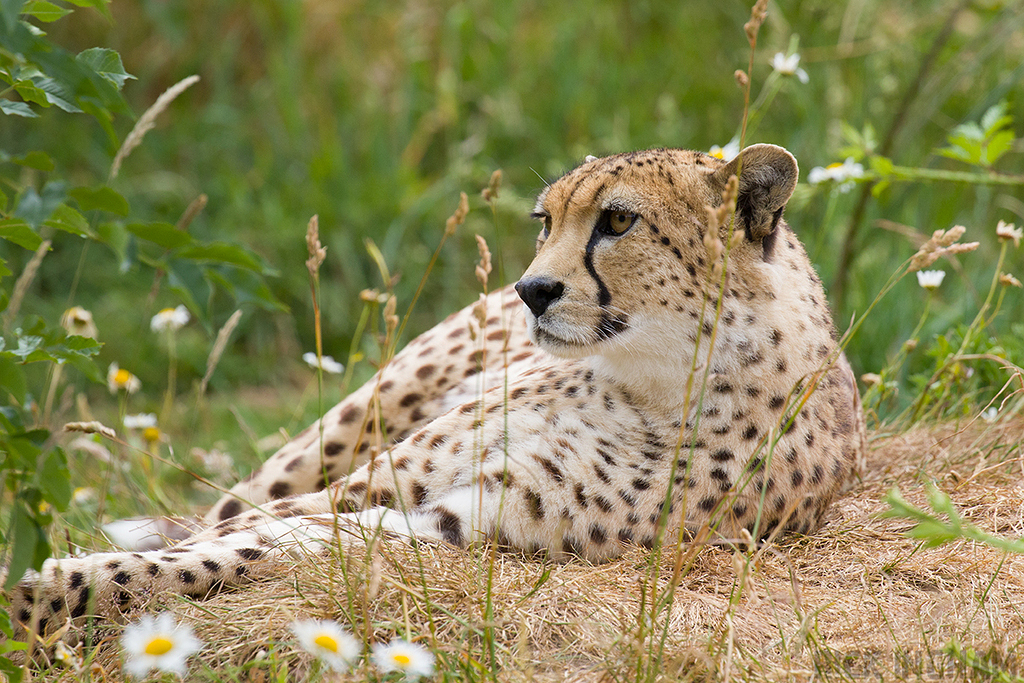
<box><xmin>61</xmin><ymin>306</ymin><xmax>98</xmax><ymax>339</ymax></box>
<box><xmin>303</xmin><ymin>352</ymin><xmax>344</xmax><ymax>374</ymax></box>
<box><xmin>150</xmin><ymin>305</ymin><xmax>190</xmax><ymax>333</ymax></box>
<box><xmin>72</xmin><ymin>487</ymin><xmax>96</xmax><ymax>505</ymax></box>
<box><xmin>981</xmin><ymin>407</ymin><xmax>998</xmax><ymax>423</ymax></box>
<box><xmin>709</xmin><ymin>138</ymin><xmax>741</xmax><ymax>161</ymax></box>
<box><xmin>107</xmin><ymin>363</ymin><xmax>142</xmax><ymax>394</ymax></box>
<box><xmin>372</xmin><ymin>639</ymin><xmax>435</xmax><ymax>680</ymax></box>
<box><xmin>290</xmin><ymin>619</ymin><xmax>361</xmax><ymax>673</ymax></box>
<box><xmin>771</xmin><ymin>52</ymin><xmax>809</xmax><ymax>83</ymax></box>
<box><xmin>807</xmin><ymin>158</ymin><xmax>864</xmax><ymax>192</ymax></box>
<box><xmin>916</xmin><ymin>270</ymin><xmax>946</xmax><ymax>290</ymax></box>
<box><xmin>121</xmin><ymin>613</ymin><xmax>202</xmax><ymax>678</ymax></box>
<box><xmin>123</xmin><ymin>413</ymin><xmax>158</xmax><ymax>430</ymax></box>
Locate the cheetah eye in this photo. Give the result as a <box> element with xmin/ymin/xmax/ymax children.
<box><xmin>600</xmin><ymin>209</ymin><xmax>639</xmax><ymax>236</ymax></box>
<box><xmin>531</xmin><ymin>211</ymin><xmax>552</xmax><ymax>237</ymax></box>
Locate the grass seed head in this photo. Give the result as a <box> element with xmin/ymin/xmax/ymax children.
<box><xmin>305</xmin><ymin>214</ymin><xmax>327</xmax><ymax>277</ymax></box>
<box><xmin>445</xmin><ymin>192</ymin><xmax>470</xmax><ymax>237</ymax></box>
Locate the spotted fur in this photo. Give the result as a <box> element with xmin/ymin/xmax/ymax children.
<box><xmin>7</xmin><ymin>144</ymin><xmax>864</xmax><ymax>638</ymax></box>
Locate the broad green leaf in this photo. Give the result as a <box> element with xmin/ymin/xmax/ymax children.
<box><xmin>23</xmin><ymin>0</ymin><xmax>72</xmax><ymax>21</ymax></box>
<box><xmin>0</xmin><ymin>356</ymin><xmax>27</xmax><ymax>403</ymax></box>
<box><xmin>166</xmin><ymin>259</ymin><xmax>210</xmax><ymax>316</ymax></box>
<box><xmin>70</xmin><ymin>185</ymin><xmax>129</xmax><ymax>216</ymax></box>
<box><xmin>3</xmin><ymin>503</ymin><xmax>43</xmax><ymax>591</ymax></box>
<box><xmin>0</xmin><ymin>100</ymin><xmax>36</xmax><ymax>117</ymax></box>
<box><xmin>984</xmin><ymin>130</ymin><xmax>1014</xmax><ymax>166</ymax></box>
<box><xmin>29</xmin><ymin>75</ymin><xmax>83</xmax><ymax>113</ymax></box>
<box><xmin>96</xmin><ymin>220</ymin><xmax>129</xmax><ymax>261</ymax></box>
<box><xmin>0</xmin><ymin>257</ymin><xmax>10</xmax><ymax>278</ymax></box>
<box><xmin>13</xmin><ymin>182</ymin><xmax>66</xmax><ymax>227</ymax></box>
<box><xmin>38</xmin><ymin>448</ymin><xmax>71</xmax><ymax>511</ymax></box>
<box><xmin>979</xmin><ymin>101</ymin><xmax>1010</xmax><ymax>135</ymax></box>
<box><xmin>63</xmin><ymin>0</ymin><xmax>111</xmax><ymax>20</ymax></box>
<box><xmin>76</xmin><ymin>47</ymin><xmax>134</xmax><ymax>89</ymax></box>
<box><xmin>11</xmin><ymin>79</ymin><xmax>50</xmax><ymax>107</ymax></box>
<box><xmin>127</xmin><ymin>221</ymin><xmax>192</xmax><ymax>249</ymax></box>
<box><xmin>177</xmin><ymin>242</ymin><xmax>266</xmax><ymax>272</ymax></box>
<box><xmin>9</xmin><ymin>150</ymin><xmax>54</xmax><ymax>171</ymax></box>
<box><xmin>0</xmin><ymin>218</ymin><xmax>43</xmax><ymax>250</ymax></box>
<box><xmin>43</xmin><ymin>204</ymin><xmax>94</xmax><ymax>238</ymax></box>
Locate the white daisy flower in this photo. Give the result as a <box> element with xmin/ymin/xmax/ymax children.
<box><xmin>121</xmin><ymin>613</ymin><xmax>202</xmax><ymax>678</ymax></box>
<box><xmin>916</xmin><ymin>270</ymin><xmax>946</xmax><ymax>290</ymax></box>
<box><xmin>709</xmin><ymin>138</ymin><xmax>740</xmax><ymax>161</ymax></box>
<box><xmin>372</xmin><ymin>638</ymin><xmax>435</xmax><ymax>680</ymax></box>
<box><xmin>807</xmin><ymin>158</ymin><xmax>865</xmax><ymax>193</ymax></box>
<box><xmin>303</xmin><ymin>352</ymin><xmax>345</xmax><ymax>374</ymax></box>
<box><xmin>996</xmin><ymin>220</ymin><xmax>1021</xmax><ymax>247</ymax></box>
<box><xmin>150</xmin><ymin>305</ymin><xmax>191</xmax><ymax>333</ymax></box>
<box><xmin>123</xmin><ymin>413</ymin><xmax>158</xmax><ymax>430</ymax></box>
<box><xmin>54</xmin><ymin>641</ymin><xmax>82</xmax><ymax>669</ymax></box>
<box><xmin>61</xmin><ymin>306</ymin><xmax>98</xmax><ymax>339</ymax></box>
<box><xmin>771</xmin><ymin>52</ymin><xmax>809</xmax><ymax>83</ymax></box>
<box><xmin>107</xmin><ymin>363</ymin><xmax>142</xmax><ymax>394</ymax></box>
<box><xmin>981</xmin><ymin>407</ymin><xmax>998</xmax><ymax>423</ymax></box>
<box><xmin>72</xmin><ymin>487</ymin><xmax>96</xmax><ymax>505</ymax></box>
<box><xmin>290</xmin><ymin>619</ymin><xmax>361</xmax><ymax>673</ymax></box>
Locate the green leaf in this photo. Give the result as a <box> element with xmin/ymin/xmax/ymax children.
<box><xmin>0</xmin><ymin>355</ymin><xmax>27</xmax><ymax>403</ymax></box>
<box><xmin>3</xmin><ymin>502</ymin><xmax>45</xmax><ymax>591</ymax></box>
<box><xmin>63</xmin><ymin>0</ymin><xmax>111</xmax><ymax>20</ymax></box>
<box><xmin>0</xmin><ymin>100</ymin><xmax>37</xmax><ymax>117</ymax></box>
<box><xmin>979</xmin><ymin>101</ymin><xmax>1010</xmax><ymax>135</ymax></box>
<box><xmin>127</xmin><ymin>221</ymin><xmax>193</xmax><ymax>249</ymax></box>
<box><xmin>43</xmin><ymin>204</ymin><xmax>94</xmax><ymax>238</ymax></box>
<box><xmin>0</xmin><ymin>257</ymin><xmax>10</xmax><ymax>278</ymax></box>
<box><xmin>0</xmin><ymin>218</ymin><xmax>43</xmax><ymax>250</ymax></box>
<box><xmin>38</xmin><ymin>447</ymin><xmax>71</xmax><ymax>511</ymax></box>
<box><xmin>984</xmin><ymin>130</ymin><xmax>1014</xmax><ymax>166</ymax></box>
<box><xmin>177</xmin><ymin>242</ymin><xmax>267</xmax><ymax>272</ymax></box>
<box><xmin>69</xmin><ymin>185</ymin><xmax>129</xmax><ymax>216</ymax></box>
<box><xmin>76</xmin><ymin>47</ymin><xmax>134</xmax><ymax>89</ymax></box>
<box><xmin>8</xmin><ymin>150</ymin><xmax>54</xmax><ymax>171</ymax></box>
<box><xmin>29</xmin><ymin>75</ymin><xmax>83</xmax><ymax>113</ymax></box>
<box><xmin>13</xmin><ymin>182</ymin><xmax>66</xmax><ymax>227</ymax></box>
<box><xmin>22</xmin><ymin>0</ymin><xmax>72</xmax><ymax>21</ymax></box>
<box><xmin>11</xmin><ymin>79</ymin><xmax>50</xmax><ymax>107</ymax></box>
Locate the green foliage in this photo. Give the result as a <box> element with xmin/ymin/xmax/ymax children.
<box><xmin>0</xmin><ymin>0</ymin><xmax>281</xmax><ymax>608</ymax></box>
<box><xmin>882</xmin><ymin>483</ymin><xmax>1024</xmax><ymax>553</ymax></box>
<box><xmin>940</xmin><ymin>101</ymin><xmax>1016</xmax><ymax>168</ymax></box>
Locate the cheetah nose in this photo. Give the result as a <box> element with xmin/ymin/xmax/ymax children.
<box><xmin>515</xmin><ymin>276</ymin><xmax>565</xmax><ymax>317</ymax></box>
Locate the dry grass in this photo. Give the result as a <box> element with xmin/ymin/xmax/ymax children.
<box><xmin>48</xmin><ymin>416</ymin><xmax>1024</xmax><ymax>681</ymax></box>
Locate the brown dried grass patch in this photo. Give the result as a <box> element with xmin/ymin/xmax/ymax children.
<box><xmin>58</xmin><ymin>416</ymin><xmax>1024</xmax><ymax>681</ymax></box>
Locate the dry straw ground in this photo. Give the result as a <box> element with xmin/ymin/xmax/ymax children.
<box><xmin>57</xmin><ymin>414</ymin><xmax>1024</xmax><ymax>681</ymax></box>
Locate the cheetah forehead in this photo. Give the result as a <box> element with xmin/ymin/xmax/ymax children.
<box><xmin>534</xmin><ymin>147</ymin><xmax>723</xmax><ymax>220</ymax></box>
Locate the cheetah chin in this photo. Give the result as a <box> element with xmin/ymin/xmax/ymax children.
<box><xmin>7</xmin><ymin>143</ymin><xmax>865</xmax><ymax>644</ymax></box>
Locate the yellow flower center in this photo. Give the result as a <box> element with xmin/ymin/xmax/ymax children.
<box><xmin>314</xmin><ymin>634</ymin><xmax>339</xmax><ymax>653</ymax></box>
<box><xmin>826</xmin><ymin>162</ymin><xmax>843</xmax><ymax>170</ymax></box>
<box><xmin>393</xmin><ymin>653</ymin><xmax>412</xmax><ymax>666</ymax></box>
<box><xmin>159</xmin><ymin>307</ymin><xmax>176</xmax><ymax>315</ymax></box>
<box><xmin>710</xmin><ymin>150</ymin><xmax>724</xmax><ymax>159</ymax></box>
<box><xmin>143</xmin><ymin>427</ymin><xmax>161</xmax><ymax>443</ymax></box>
<box><xmin>114</xmin><ymin>369</ymin><xmax>131</xmax><ymax>385</ymax></box>
<box><xmin>144</xmin><ymin>637</ymin><xmax>174</xmax><ymax>656</ymax></box>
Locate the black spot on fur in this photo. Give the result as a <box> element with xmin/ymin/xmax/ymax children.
<box><xmin>236</xmin><ymin>548</ymin><xmax>264</xmax><ymax>561</ymax></box>
<box><xmin>113</xmin><ymin>571</ymin><xmax>131</xmax><ymax>586</ymax></box>
<box><xmin>435</xmin><ymin>508</ymin><xmax>463</xmax><ymax>546</ymax></box>
<box><xmin>524</xmin><ymin>489</ymin><xmax>544</xmax><ymax>520</ymax></box>
<box><xmin>219</xmin><ymin>499</ymin><xmax>243</xmax><ymax>521</ymax></box>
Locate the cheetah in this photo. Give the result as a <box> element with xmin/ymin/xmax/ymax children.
<box><xmin>7</xmin><ymin>144</ymin><xmax>865</xmax><ymax>638</ymax></box>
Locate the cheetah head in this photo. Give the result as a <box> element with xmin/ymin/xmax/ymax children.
<box><xmin>515</xmin><ymin>144</ymin><xmax>798</xmax><ymax>369</ymax></box>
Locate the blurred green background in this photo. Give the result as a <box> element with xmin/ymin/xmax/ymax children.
<box><xmin>3</xmin><ymin>0</ymin><xmax>1023</xmax><ymax>430</ymax></box>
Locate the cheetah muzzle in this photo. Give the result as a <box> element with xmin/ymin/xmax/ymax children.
<box><xmin>6</xmin><ymin>144</ymin><xmax>865</xmax><ymax>641</ymax></box>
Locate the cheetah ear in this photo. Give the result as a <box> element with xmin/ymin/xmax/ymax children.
<box><xmin>712</xmin><ymin>144</ymin><xmax>798</xmax><ymax>252</ymax></box>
